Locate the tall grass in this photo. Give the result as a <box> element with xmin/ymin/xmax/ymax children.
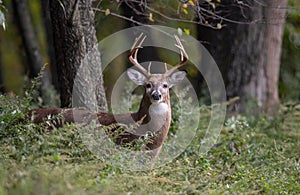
<box><xmin>0</xmin><ymin>78</ymin><xmax>299</xmax><ymax>194</ymax></box>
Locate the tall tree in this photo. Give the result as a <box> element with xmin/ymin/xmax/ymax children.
<box><xmin>197</xmin><ymin>0</ymin><xmax>288</xmax><ymax>115</ymax></box>
<box><xmin>41</xmin><ymin>0</ymin><xmax>58</xmax><ymax>91</ymax></box>
<box><xmin>12</xmin><ymin>0</ymin><xmax>52</xmax><ymax>103</ymax></box>
<box><xmin>50</xmin><ymin>0</ymin><xmax>107</xmax><ymax>112</ymax></box>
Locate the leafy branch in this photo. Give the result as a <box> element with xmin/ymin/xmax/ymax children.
<box><xmin>93</xmin><ymin>0</ymin><xmax>267</xmax><ymax>29</ymax></box>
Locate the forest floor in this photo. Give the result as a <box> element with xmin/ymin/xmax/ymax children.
<box><xmin>0</xmin><ymin>93</ymin><xmax>300</xmax><ymax>194</ymax></box>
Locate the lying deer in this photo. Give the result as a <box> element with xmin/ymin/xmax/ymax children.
<box><xmin>28</xmin><ymin>34</ymin><xmax>188</xmax><ymax>157</ymax></box>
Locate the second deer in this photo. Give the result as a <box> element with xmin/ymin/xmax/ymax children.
<box><xmin>28</xmin><ymin>34</ymin><xmax>189</xmax><ymax>157</ymax></box>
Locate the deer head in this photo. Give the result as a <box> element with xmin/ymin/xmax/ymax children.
<box><xmin>127</xmin><ymin>34</ymin><xmax>188</xmax><ymax>105</ymax></box>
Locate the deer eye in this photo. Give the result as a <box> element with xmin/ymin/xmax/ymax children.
<box><xmin>163</xmin><ymin>84</ymin><xmax>168</xmax><ymax>88</ymax></box>
<box><xmin>146</xmin><ymin>83</ymin><xmax>152</xmax><ymax>89</ymax></box>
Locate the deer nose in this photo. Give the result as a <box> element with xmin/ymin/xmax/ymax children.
<box><xmin>151</xmin><ymin>91</ymin><xmax>161</xmax><ymax>101</ymax></box>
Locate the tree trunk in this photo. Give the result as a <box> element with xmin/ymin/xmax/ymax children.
<box><xmin>50</xmin><ymin>0</ymin><xmax>107</xmax><ymax>112</ymax></box>
<box><xmin>41</xmin><ymin>0</ymin><xmax>58</xmax><ymax>91</ymax></box>
<box><xmin>12</xmin><ymin>0</ymin><xmax>52</xmax><ymax>103</ymax></box>
<box><xmin>198</xmin><ymin>0</ymin><xmax>288</xmax><ymax>115</ymax></box>
<box><xmin>263</xmin><ymin>0</ymin><xmax>288</xmax><ymax>114</ymax></box>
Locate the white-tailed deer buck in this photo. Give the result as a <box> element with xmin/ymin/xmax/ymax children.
<box><xmin>28</xmin><ymin>34</ymin><xmax>188</xmax><ymax>157</ymax></box>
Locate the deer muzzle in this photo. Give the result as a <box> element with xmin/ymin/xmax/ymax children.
<box><xmin>151</xmin><ymin>91</ymin><xmax>162</xmax><ymax>101</ymax></box>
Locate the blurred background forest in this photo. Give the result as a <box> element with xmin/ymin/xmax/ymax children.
<box><xmin>0</xmin><ymin>0</ymin><xmax>299</xmax><ymax>115</ymax></box>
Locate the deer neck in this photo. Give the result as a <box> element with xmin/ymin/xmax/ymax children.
<box><xmin>135</xmin><ymin>91</ymin><xmax>171</xmax><ymax>124</ymax></box>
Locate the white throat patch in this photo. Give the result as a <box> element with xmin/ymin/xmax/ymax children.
<box><xmin>149</xmin><ymin>103</ymin><xmax>169</xmax><ymax>116</ymax></box>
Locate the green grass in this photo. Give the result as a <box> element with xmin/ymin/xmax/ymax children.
<box><xmin>0</xmin><ymin>94</ymin><xmax>300</xmax><ymax>194</ymax></box>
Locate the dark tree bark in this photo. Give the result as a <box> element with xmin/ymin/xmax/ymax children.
<box><xmin>50</xmin><ymin>0</ymin><xmax>108</xmax><ymax>112</ymax></box>
<box><xmin>198</xmin><ymin>0</ymin><xmax>288</xmax><ymax>115</ymax></box>
<box><xmin>41</xmin><ymin>0</ymin><xmax>58</xmax><ymax>91</ymax></box>
<box><xmin>12</xmin><ymin>0</ymin><xmax>52</xmax><ymax>103</ymax></box>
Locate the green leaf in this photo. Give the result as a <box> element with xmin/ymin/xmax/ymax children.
<box><xmin>183</xmin><ymin>8</ymin><xmax>188</xmax><ymax>15</ymax></box>
<box><xmin>184</xmin><ymin>28</ymin><xmax>190</xmax><ymax>35</ymax></box>
<box><xmin>188</xmin><ymin>0</ymin><xmax>195</xmax><ymax>6</ymax></box>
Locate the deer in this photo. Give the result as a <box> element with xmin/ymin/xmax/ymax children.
<box><xmin>28</xmin><ymin>33</ymin><xmax>189</xmax><ymax>157</ymax></box>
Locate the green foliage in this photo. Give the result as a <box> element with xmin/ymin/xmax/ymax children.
<box><xmin>280</xmin><ymin>1</ymin><xmax>300</xmax><ymax>101</ymax></box>
<box><xmin>1</xmin><ymin>90</ymin><xmax>300</xmax><ymax>194</ymax></box>
<box><xmin>21</xmin><ymin>64</ymin><xmax>59</xmax><ymax>107</ymax></box>
<box><xmin>0</xmin><ymin>65</ymin><xmax>45</xmax><ymax>137</ymax></box>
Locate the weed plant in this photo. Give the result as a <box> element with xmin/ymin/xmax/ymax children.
<box><xmin>0</xmin><ymin>78</ymin><xmax>299</xmax><ymax>194</ymax></box>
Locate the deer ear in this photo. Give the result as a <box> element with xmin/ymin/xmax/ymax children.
<box><xmin>127</xmin><ymin>69</ymin><xmax>147</xmax><ymax>85</ymax></box>
<box><xmin>169</xmin><ymin>71</ymin><xmax>186</xmax><ymax>88</ymax></box>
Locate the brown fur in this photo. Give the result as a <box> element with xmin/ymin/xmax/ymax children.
<box><xmin>27</xmin><ymin>90</ymin><xmax>172</xmax><ymax>156</ymax></box>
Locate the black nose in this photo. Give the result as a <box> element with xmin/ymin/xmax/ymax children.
<box><xmin>152</xmin><ymin>92</ymin><xmax>161</xmax><ymax>100</ymax></box>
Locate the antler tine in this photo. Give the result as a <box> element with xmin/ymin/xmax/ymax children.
<box><xmin>130</xmin><ymin>33</ymin><xmax>143</xmax><ymax>51</ymax></box>
<box><xmin>148</xmin><ymin>62</ymin><xmax>152</xmax><ymax>75</ymax></box>
<box><xmin>129</xmin><ymin>33</ymin><xmax>149</xmax><ymax>76</ymax></box>
<box><xmin>164</xmin><ymin>63</ymin><xmax>168</xmax><ymax>73</ymax></box>
<box><xmin>164</xmin><ymin>35</ymin><xmax>189</xmax><ymax>77</ymax></box>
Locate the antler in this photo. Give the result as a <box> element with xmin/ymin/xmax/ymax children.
<box><xmin>129</xmin><ymin>33</ymin><xmax>150</xmax><ymax>76</ymax></box>
<box><xmin>164</xmin><ymin>35</ymin><xmax>189</xmax><ymax>77</ymax></box>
